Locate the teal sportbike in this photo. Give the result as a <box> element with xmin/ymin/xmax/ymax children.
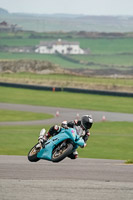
<box><xmin>28</xmin><ymin>128</ymin><xmax>85</xmax><ymax>163</ymax></box>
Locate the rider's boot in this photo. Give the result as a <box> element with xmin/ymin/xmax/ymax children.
<box><xmin>68</xmin><ymin>150</ymin><xmax>78</xmax><ymax>159</ymax></box>
<box><xmin>73</xmin><ymin>150</ymin><xmax>78</xmax><ymax>159</ymax></box>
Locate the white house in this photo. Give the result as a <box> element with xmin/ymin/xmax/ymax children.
<box><xmin>35</xmin><ymin>39</ymin><xmax>86</xmax><ymax>55</ymax></box>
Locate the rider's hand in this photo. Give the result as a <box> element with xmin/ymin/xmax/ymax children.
<box><xmin>81</xmin><ymin>143</ymin><xmax>87</xmax><ymax>148</ymax></box>
<box><xmin>87</xmin><ymin>131</ymin><xmax>90</xmax><ymax>136</ymax></box>
<box><xmin>84</xmin><ymin>143</ymin><xmax>87</xmax><ymax>147</ymax></box>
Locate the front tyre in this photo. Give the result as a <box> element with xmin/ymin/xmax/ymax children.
<box><xmin>28</xmin><ymin>143</ymin><xmax>41</xmax><ymax>162</ymax></box>
<box><xmin>52</xmin><ymin>142</ymin><xmax>73</xmax><ymax>163</ymax></box>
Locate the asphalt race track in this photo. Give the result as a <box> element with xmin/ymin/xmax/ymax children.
<box><xmin>0</xmin><ymin>156</ymin><xmax>133</xmax><ymax>200</ymax></box>
<box><xmin>0</xmin><ymin>103</ymin><xmax>133</xmax><ymax>200</ymax></box>
<box><xmin>0</xmin><ymin>103</ymin><xmax>133</xmax><ymax>126</ymax></box>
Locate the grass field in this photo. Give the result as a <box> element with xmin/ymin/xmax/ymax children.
<box><xmin>0</xmin><ymin>52</ymin><xmax>85</xmax><ymax>69</ymax></box>
<box><xmin>1</xmin><ymin>34</ymin><xmax>133</xmax><ymax>70</ymax></box>
<box><xmin>0</xmin><ymin>122</ymin><xmax>133</xmax><ymax>160</ymax></box>
<box><xmin>0</xmin><ymin>38</ymin><xmax>41</xmax><ymax>47</ymax></box>
<box><xmin>0</xmin><ymin>86</ymin><xmax>133</xmax><ymax>113</ymax></box>
<box><xmin>0</xmin><ymin>72</ymin><xmax>133</xmax><ymax>87</ymax></box>
<box><xmin>79</xmin><ymin>121</ymin><xmax>133</xmax><ymax>160</ymax></box>
<box><xmin>0</xmin><ymin>72</ymin><xmax>133</xmax><ymax>93</ymax></box>
<box><xmin>1</xmin><ymin>72</ymin><xmax>133</xmax><ymax>86</ymax></box>
<box><xmin>1</xmin><ymin>52</ymin><xmax>133</xmax><ymax>70</ymax></box>
<box><xmin>78</xmin><ymin>38</ymin><xmax>133</xmax><ymax>54</ymax></box>
<box><xmin>0</xmin><ymin>86</ymin><xmax>133</xmax><ymax>160</ymax></box>
<box><xmin>71</xmin><ymin>54</ymin><xmax>133</xmax><ymax>68</ymax></box>
<box><xmin>0</xmin><ymin>32</ymin><xmax>133</xmax><ymax>161</ymax></box>
<box><xmin>0</xmin><ymin>109</ymin><xmax>53</xmax><ymax>122</ymax></box>
<box><xmin>1</xmin><ymin>36</ymin><xmax>133</xmax><ymax>54</ymax></box>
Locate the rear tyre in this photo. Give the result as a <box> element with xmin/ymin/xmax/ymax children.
<box><xmin>28</xmin><ymin>143</ymin><xmax>41</xmax><ymax>162</ymax></box>
<box><xmin>52</xmin><ymin>142</ymin><xmax>73</xmax><ymax>163</ymax></box>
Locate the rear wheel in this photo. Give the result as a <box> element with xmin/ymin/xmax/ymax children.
<box><xmin>52</xmin><ymin>141</ymin><xmax>73</xmax><ymax>163</ymax></box>
<box><xmin>28</xmin><ymin>143</ymin><xmax>41</xmax><ymax>162</ymax></box>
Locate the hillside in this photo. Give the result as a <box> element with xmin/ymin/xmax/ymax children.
<box><xmin>0</xmin><ymin>24</ymin><xmax>133</xmax><ymax>93</ymax></box>
<box><xmin>0</xmin><ymin>8</ymin><xmax>9</xmax><ymax>15</ymax></box>
<box><xmin>0</xmin><ymin>60</ymin><xmax>68</xmax><ymax>74</ymax></box>
<box><xmin>0</xmin><ymin>8</ymin><xmax>133</xmax><ymax>32</ymax></box>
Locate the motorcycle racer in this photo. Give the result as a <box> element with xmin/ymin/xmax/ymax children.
<box><xmin>38</xmin><ymin>115</ymin><xmax>93</xmax><ymax>159</ymax></box>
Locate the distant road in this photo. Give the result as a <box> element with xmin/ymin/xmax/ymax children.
<box><xmin>0</xmin><ymin>103</ymin><xmax>133</xmax><ymax>125</ymax></box>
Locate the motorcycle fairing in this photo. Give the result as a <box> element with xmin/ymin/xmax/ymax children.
<box><xmin>37</xmin><ymin>128</ymin><xmax>85</xmax><ymax>161</ymax></box>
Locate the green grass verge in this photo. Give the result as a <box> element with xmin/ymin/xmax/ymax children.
<box><xmin>0</xmin><ymin>109</ymin><xmax>53</xmax><ymax>122</ymax></box>
<box><xmin>1</xmin><ymin>72</ymin><xmax>133</xmax><ymax>87</ymax></box>
<box><xmin>125</xmin><ymin>159</ymin><xmax>133</xmax><ymax>164</ymax></box>
<box><xmin>78</xmin><ymin>121</ymin><xmax>133</xmax><ymax>160</ymax></box>
<box><xmin>0</xmin><ymin>122</ymin><xmax>133</xmax><ymax>160</ymax></box>
<box><xmin>0</xmin><ymin>72</ymin><xmax>133</xmax><ymax>93</ymax></box>
<box><xmin>0</xmin><ymin>125</ymin><xmax>47</xmax><ymax>155</ymax></box>
<box><xmin>0</xmin><ymin>86</ymin><xmax>133</xmax><ymax>113</ymax></box>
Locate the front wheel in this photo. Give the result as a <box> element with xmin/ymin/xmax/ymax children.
<box><xmin>52</xmin><ymin>142</ymin><xmax>73</xmax><ymax>163</ymax></box>
<box><xmin>28</xmin><ymin>143</ymin><xmax>41</xmax><ymax>162</ymax></box>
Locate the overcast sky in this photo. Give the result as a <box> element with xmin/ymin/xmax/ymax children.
<box><xmin>0</xmin><ymin>0</ymin><xmax>133</xmax><ymax>15</ymax></box>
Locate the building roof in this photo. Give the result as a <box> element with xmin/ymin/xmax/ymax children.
<box><xmin>39</xmin><ymin>39</ymin><xmax>79</xmax><ymax>47</ymax></box>
<box><xmin>0</xmin><ymin>21</ymin><xmax>22</xmax><ymax>31</ymax></box>
<box><xmin>0</xmin><ymin>21</ymin><xmax>8</xmax><ymax>26</ymax></box>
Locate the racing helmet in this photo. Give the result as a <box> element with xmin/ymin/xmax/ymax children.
<box><xmin>81</xmin><ymin>115</ymin><xmax>93</xmax><ymax>130</ymax></box>
<box><xmin>61</xmin><ymin>120</ymin><xmax>68</xmax><ymax>128</ymax></box>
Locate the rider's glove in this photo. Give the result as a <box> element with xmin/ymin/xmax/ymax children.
<box><xmin>54</xmin><ymin>125</ymin><xmax>61</xmax><ymax>133</ymax></box>
<box><xmin>74</xmin><ymin>119</ymin><xmax>78</xmax><ymax>125</ymax></box>
<box><xmin>84</xmin><ymin>143</ymin><xmax>87</xmax><ymax>147</ymax></box>
<box><xmin>87</xmin><ymin>131</ymin><xmax>90</xmax><ymax>136</ymax></box>
<box><xmin>81</xmin><ymin>143</ymin><xmax>87</xmax><ymax>148</ymax></box>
